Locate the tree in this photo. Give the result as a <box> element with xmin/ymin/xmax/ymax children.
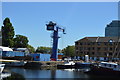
<box><xmin>14</xmin><ymin>35</ymin><xmax>29</xmax><ymax>48</ymax></box>
<box><xmin>2</xmin><ymin>17</ymin><xmax>15</xmax><ymax>47</ymax></box>
<box><xmin>62</xmin><ymin>45</ymin><xmax>75</xmax><ymax>57</ymax></box>
<box><xmin>36</xmin><ymin>46</ymin><xmax>52</xmax><ymax>54</ymax></box>
<box><xmin>27</xmin><ymin>44</ymin><xmax>35</xmax><ymax>53</ymax></box>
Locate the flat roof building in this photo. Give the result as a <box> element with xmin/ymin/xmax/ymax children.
<box><xmin>75</xmin><ymin>37</ymin><xmax>120</xmax><ymax>61</ymax></box>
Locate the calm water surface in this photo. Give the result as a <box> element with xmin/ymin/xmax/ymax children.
<box><xmin>4</xmin><ymin>67</ymin><xmax>120</xmax><ymax>80</ymax></box>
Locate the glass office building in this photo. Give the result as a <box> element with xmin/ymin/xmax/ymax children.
<box><xmin>105</xmin><ymin>20</ymin><xmax>120</xmax><ymax>37</ymax></box>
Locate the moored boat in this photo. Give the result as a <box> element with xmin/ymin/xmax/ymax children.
<box><xmin>75</xmin><ymin>62</ymin><xmax>92</xmax><ymax>68</ymax></box>
<box><xmin>1</xmin><ymin>59</ymin><xmax>27</xmax><ymax>67</ymax></box>
<box><xmin>0</xmin><ymin>64</ymin><xmax>11</xmax><ymax>79</ymax></box>
<box><xmin>57</xmin><ymin>61</ymin><xmax>75</xmax><ymax>69</ymax></box>
<box><xmin>0</xmin><ymin>64</ymin><xmax>5</xmax><ymax>73</ymax></box>
<box><xmin>86</xmin><ymin>61</ymin><xmax>120</xmax><ymax>76</ymax></box>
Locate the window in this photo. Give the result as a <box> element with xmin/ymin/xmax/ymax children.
<box><xmin>92</xmin><ymin>42</ymin><xmax>95</xmax><ymax>45</ymax></box>
<box><xmin>76</xmin><ymin>47</ymin><xmax>78</xmax><ymax>50</ymax></box>
<box><xmin>104</xmin><ymin>64</ymin><xmax>106</xmax><ymax>66</ymax></box>
<box><xmin>97</xmin><ymin>42</ymin><xmax>101</xmax><ymax>45</ymax></box>
<box><xmin>104</xmin><ymin>42</ymin><xmax>107</xmax><ymax>45</ymax></box>
<box><xmin>109</xmin><ymin>39</ymin><xmax>113</xmax><ymax>45</ymax></box>
<box><xmin>97</xmin><ymin>47</ymin><xmax>101</xmax><ymax>51</ymax></box>
<box><xmin>80</xmin><ymin>52</ymin><xmax>83</xmax><ymax>54</ymax></box>
<box><xmin>92</xmin><ymin>52</ymin><xmax>95</xmax><ymax>55</ymax></box>
<box><xmin>109</xmin><ymin>39</ymin><xmax>113</xmax><ymax>42</ymax></box>
<box><xmin>109</xmin><ymin>64</ymin><xmax>111</xmax><ymax>67</ymax></box>
<box><xmin>75</xmin><ymin>42</ymin><xmax>78</xmax><ymax>45</ymax></box>
<box><xmin>87</xmin><ymin>43</ymin><xmax>90</xmax><ymax>45</ymax></box>
<box><xmin>87</xmin><ymin>52</ymin><xmax>89</xmax><ymax>55</ymax></box>
<box><xmin>79</xmin><ymin>47</ymin><xmax>83</xmax><ymax>50</ymax></box>
<box><xmin>88</xmin><ymin>47</ymin><xmax>91</xmax><ymax>50</ymax></box>
<box><xmin>80</xmin><ymin>43</ymin><xmax>83</xmax><ymax>45</ymax></box>
<box><xmin>109</xmin><ymin>47</ymin><xmax>112</xmax><ymax>51</ymax></box>
<box><xmin>114</xmin><ymin>65</ymin><xmax>117</xmax><ymax>68</ymax></box>
<box><xmin>109</xmin><ymin>53</ymin><xmax>112</xmax><ymax>56</ymax></box>
<box><xmin>104</xmin><ymin>47</ymin><xmax>107</xmax><ymax>51</ymax></box>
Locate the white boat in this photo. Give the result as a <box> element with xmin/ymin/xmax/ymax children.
<box><xmin>87</xmin><ymin>61</ymin><xmax>120</xmax><ymax>76</ymax></box>
<box><xmin>5</xmin><ymin>61</ymin><xmax>27</xmax><ymax>67</ymax></box>
<box><xmin>0</xmin><ymin>64</ymin><xmax>11</xmax><ymax>79</ymax></box>
<box><xmin>0</xmin><ymin>64</ymin><xmax>5</xmax><ymax>73</ymax></box>
<box><xmin>1</xmin><ymin>59</ymin><xmax>27</xmax><ymax>67</ymax></box>
<box><xmin>57</xmin><ymin>61</ymin><xmax>75</xmax><ymax>69</ymax></box>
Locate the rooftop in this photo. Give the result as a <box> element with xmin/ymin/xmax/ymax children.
<box><xmin>76</xmin><ymin>37</ymin><xmax>120</xmax><ymax>42</ymax></box>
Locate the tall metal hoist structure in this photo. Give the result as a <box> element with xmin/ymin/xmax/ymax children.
<box><xmin>46</xmin><ymin>21</ymin><xmax>66</xmax><ymax>61</ymax></box>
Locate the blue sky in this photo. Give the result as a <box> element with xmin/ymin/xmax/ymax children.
<box><xmin>2</xmin><ymin>2</ymin><xmax>118</xmax><ymax>49</ymax></box>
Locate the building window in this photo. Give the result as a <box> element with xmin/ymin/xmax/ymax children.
<box><xmin>76</xmin><ymin>47</ymin><xmax>78</xmax><ymax>50</ymax></box>
<box><xmin>80</xmin><ymin>52</ymin><xmax>83</xmax><ymax>54</ymax></box>
<box><xmin>97</xmin><ymin>42</ymin><xmax>101</xmax><ymax>45</ymax></box>
<box><xmin>104</xmin><ymin>42</ymin><xmax>107</xmax><ymax>45</ymax></box>
<box><xmin>109</xmin><ymin>53</ymin><xmax>112</xmax><ymax>56</ymax></box>
<box><xmin>87</xmin><ymin>43</ymin><xmax>90</xmax><ymax>45</ymax></box>
<box><xmin>97</xmin><ymin>47</ymin><xmax>101</xmax><ymax>51</ymax></box>
<box><xmin>109</xmin><ymin>39</ymin><xmax>113</xmax><ymax>43</ymax></box>
<box><xmin>92</xmin><ymin>47</ymin><xmax>95</xmax><ymax>50</ymax></box>
<box><xmin>109</xmin><ymin>47</ymin><xmax>113</xmax><ymax>51</ymax></box>
<box><xmin>92</xmin><ymin>52</ymin><xmax>95</xmax><ymax>55</ymax></box>
<box><xmin>87</xmin><ymin>52</ymin><xmax>89</xmax><ymax>55</ymax></box>
<box><xmin>109</xmin><ymin>39</ymin><xmax>113</xmax><ymax>45</ymax></box>
<box><xmin>114</xmin><ymin>65</ymin><xmax>117</xmax><ymax>68</ymax></box>
<box><xmin>75</xmin><ymin>42</ymin><xmax>78</xmax><ymax>45</ymax></box>
<box><xmin>80</xmin><ymin>43</ymin><xmax>83</xmax><ymax>45</ymax></box>
<box><xmin>116</xmin><ymin>48</ymin><xmax>118</xmax><ymax>51</ymax></box>
<box><xmin>88</xmin><ymin>47</ymin><xmax>91</xmax><ymax>50</ymax></box>
<box><xmin>92</xmin><ymin>42</ymin><xmax>95</xmax><ymax>45</ymax></box>
<box><xmin>98</xmin><ymin>52</ymin><xmax>101</xmax><ymax>55</ymax></box>
<box><xmin>104</xmin><ymin>47</ymin><xmax>107</xmax><ymax>51</ymax></box>
<box><xmin>104</xmin><ymin>52</ymin><xmax>107</xmax><ymax>56</ymax></box>
<box><xmin>80</xmin><ymin>47</ymin><xmax>83</xmax><ymax>50</ymax></box>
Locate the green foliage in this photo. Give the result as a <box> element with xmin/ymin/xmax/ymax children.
<box><xmin>62</xmin><ymin>45</ymin><xmax>75</xmax><ymax>57</ymax></box>
<box><xmin>14</xmin><ymin>35</ymin><xmax>29</xmax><ymax>48</ymax></box>
<box><xmin>36</xmin><ymin>46</ymin><xmax>52</xmax><ymax>53</ymax></box>
<box><xmin>27</xmin><ymin>44</ymin><xmax>35</xmax><ymax>53</ymax></box>
<box><xmin>2</xmin><ymin>17</ymin><xmax>15</xmax><ymax>47</ymax></box>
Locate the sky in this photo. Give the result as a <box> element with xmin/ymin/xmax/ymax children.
<box><xmin>1</xmin><ymin>0</ymin><xmax>120</xmax><ymax>2</ymax></box>
<box><xmin>1</xmin><ymin>2</ymin><xmax>119</xmax><ymax>49</ymax></box>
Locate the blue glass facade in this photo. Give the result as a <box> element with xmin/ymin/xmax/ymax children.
<box><xmin>105</xmin><ymin>20</ymin><xmax>120</xmax><ymax>37</ymax></box>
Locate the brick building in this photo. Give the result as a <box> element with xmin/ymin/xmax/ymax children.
<box><xmin>75</xmin><ymin>37</ymin><xmax>120</xmax><ymax>61</ymax></box>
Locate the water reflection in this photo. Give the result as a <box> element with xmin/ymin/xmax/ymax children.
<box><xmin>5</xmin><ymin>67</ymin><xmax>90</xmax><ymax>79</ymax></box>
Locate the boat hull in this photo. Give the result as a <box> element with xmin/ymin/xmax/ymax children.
<box><xmin>75</xmin><ymin>62</ymin><xmax>92</xmax><ymax>68</ymax></box>
<box><xmin>24</xmin><ymin>62</ymin><xmax>42</xmax><ymax>69</ymax></box>
<box><xmin>3</xmin><ymin>61</ymin><xmax>27</xmax><ymax>67</ymax></box>
<box><xmin>57</xmin><ymin>65</ymin><xmax>75</xmax><ymax>69</ymax></box>
<box><xmin>0</xmin><ymin>64</ymin><xmax>5</xmax><ymax>73</ymax></box>
<box><xmin>87</xmin><ymin>65</ymin><xmax>120</xmax><ymax>76</ymax></box>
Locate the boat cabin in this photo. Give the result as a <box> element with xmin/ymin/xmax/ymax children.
<box><xmin>100</xmin><ymin>62</ymin><xmax>120</xmax><ymax>71</ymax></box>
